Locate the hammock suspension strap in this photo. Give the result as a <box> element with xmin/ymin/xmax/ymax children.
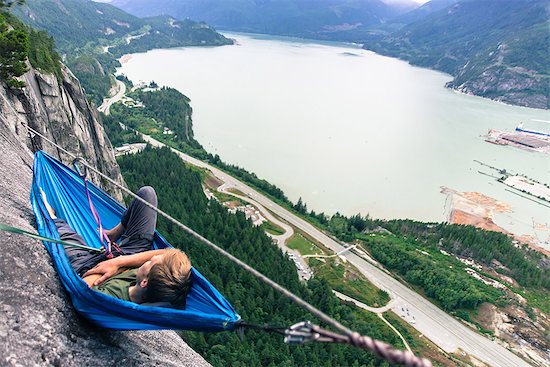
<box><xmin>238</xmin><ymin>321</ymin><xmax>431</xmax><ymax>367</ymax></box>
<box><xmin>72</xmin><ymin>158</ymin><xmax>117</xmax><ymax>258</ymax></box>
<box><xmin>0</xmin><ymin>222</ymin><xmax>104</xmax><ymax>253</ymax></box>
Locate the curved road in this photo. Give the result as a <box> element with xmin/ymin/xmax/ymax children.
<box><xmin>98</xmin><ymin>80</ymin><xmax>126</xmax><ymax>115</ymax></box>
<box><xmin>332</xmin><ymin>291</ymin><xmax>411</xmax><ymax>353</ymax></box>
<box><xmin>218</xmin><ymin>183</ymin><xmax>295</xmax><ymax>246</ymax></box>
<box><xmin>217</xmin><ymin>183</ymin><xmax>315</xmax><ymax>280</ymax></box>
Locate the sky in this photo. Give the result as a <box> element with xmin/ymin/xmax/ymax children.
<box><xmin>95</xmin><ymin>0</ymin><xmax>431</xmax><ymax>3</ymax></box>
<box><xmin>382</xmin><ymin>0</ymin><xmax>430</xmax><ymax>5</ymax></box>
<box><xmin>396</xmin><ymin>0</ymin><xmax>429</xmax><ymax>3</ymax></box>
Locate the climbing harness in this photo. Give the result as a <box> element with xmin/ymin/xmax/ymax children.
<box><xmin>26</xmin><ymin>125</ymin><xmax>432</xmax><ymax>367</ymax></box>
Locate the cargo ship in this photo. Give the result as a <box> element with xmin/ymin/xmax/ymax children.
<box><xmin>516</xmin><ymin>123</ymin><xmax>550</xmax><ymax>137</ymax></box>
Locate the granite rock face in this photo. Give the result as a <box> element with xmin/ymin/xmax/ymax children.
<box><xmin>0</xmin><ymin>63</ymin><xmax>123</xmax><ymax>199</ymax></box>
<box><xmin>0</xmin><ymin>68</ymin><xmax>210</xmax><ymax>366</ymax></box>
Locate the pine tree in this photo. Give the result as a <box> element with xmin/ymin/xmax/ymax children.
<box><xmin>0</xmin><ymin>16</ymin><xmax>28</xmax><ymax>88</ymax></box>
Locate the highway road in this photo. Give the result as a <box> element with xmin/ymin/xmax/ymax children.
<box><xmin>98</xmin><ymin>80</ymin><xmax>126</xmax><ymax>115</ymax></box>
<box><xmin>217</xmin><ymin>183</ymin><xmax>295</xmax><ymax>246</ymax></box>
<box><xmin>135</xmin><ymin>132</ymin><xmax>531</xmax><ymax>367</ymax></box>
<box><xmin>218</xmin><ymin>183</ymin><xmax>311</xmax><ymax>280</ymax></box>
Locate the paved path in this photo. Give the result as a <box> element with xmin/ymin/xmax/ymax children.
<box><xmin>333</xmin><ymin>290</ymin><xmax>395</xmax><ymax>313</ymax></box>
<box><xmin>303</xmin><ymin>244</ymin><xmax>355</xmax><ymax>259</ymax></box>
<box><xmin>128</xmin><ymin>130</ymin><xmax>529</xmax><ymax>367</ymax></box>
<box><xmin>333</xmin><ymin>291</ymin><xmax>411</xmax><ymax>353</ymax></box>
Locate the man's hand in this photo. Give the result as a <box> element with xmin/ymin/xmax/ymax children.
<box><xmin>103</xmin><ymin>223</ymin><xmax>125</xmax><ymax>242</ymax></box>
<box><xmin>83</xmin><ymin>249</ymin><xmax>166</xmax><ymax>286</ymax></box>
<box><xmin>83</xmin><ymin>257</ymin><xmax>123</xmax><ymax>286</ymax></box>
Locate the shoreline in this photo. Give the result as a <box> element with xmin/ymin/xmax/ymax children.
<box><xmin>115</xmin><ymin>36</ymin><xmax>549</xmax><ymax>229</ymax></box>
<box><xmin>119</xmin><ymin>54</ymin><xmax>133</xmax><ymax>64</ymax></box>
<box><xmin>441</xmin><ymin>186</ymin><xmax>549</xmax><ymax>255</ymax></box>
<box><xmin>448</xmin><ymin>88</ymin><xmax>548</xmax><ymax>112</ymax></box>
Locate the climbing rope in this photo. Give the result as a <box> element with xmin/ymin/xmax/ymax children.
<box><xmin>26</xmin><ymin>125</ymin><xmax>432</xmax><ymax>367</ymax></box>
<box><xmin>285</xmin><ymin>322</ymin><xmax>429</xmax><ymax>367</ymax></box>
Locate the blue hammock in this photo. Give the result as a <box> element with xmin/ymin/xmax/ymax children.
<box><xmin>30</xmin><ymin>151</ymin><xmax>240</xmax><ymax>331</ymax></box>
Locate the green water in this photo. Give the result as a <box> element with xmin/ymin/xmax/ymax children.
<box><xmin>119</xmin><ymin>33</ymin><xmax>550</xmax><ymax>248</ymax></box>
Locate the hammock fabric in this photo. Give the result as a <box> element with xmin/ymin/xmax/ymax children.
<box><xmin>30</xmin><ymin>151</ymin><xmax>240</xmax><ymax>331</ymax></box>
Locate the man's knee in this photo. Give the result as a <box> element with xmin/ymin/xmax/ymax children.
<box><xmin>137</xmin><ymin>186</ymin><xmax>157</xmax><ymax>206</ymax></box>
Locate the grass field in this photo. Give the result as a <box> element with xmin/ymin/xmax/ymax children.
<box><xmin>227</xmin><ymin>188</ymin><xmax>246</xmax><ymax>196</ymax></box>
<box><xmin>212</xmin><ymin>190</ymin><xmax>244</xmax><ymax>204</ymax></box>
<box><xmin>520</xmin><ymin>288</ymin><xmax>550</xmax><ymax>314</ymax></box>
<box><xmin>287</xmin><ymin>233</ymin><xmax>323</xmax><ymax>255</ymax></box>
<box><xmin>260</xmin><ymin>220</ymin><xmax>286</xmax><ymax>235</ymax></box>
<box><xmin>310</xmin><ymin>257</ymin><xmax>390</xmax><ymax>307</ymax></box>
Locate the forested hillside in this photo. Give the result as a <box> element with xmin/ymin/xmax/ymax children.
<box><xmin>13</xmin><ymin>0</ymin><xmax>232</xmax><ymax>103</ymax></box>
<box><xmin>103</xmin><ymin>63</ymin><xmax>548</xmax><ymax>364</ymax></box>
<box><xmin>0</xmin><ymin>8</ymin><xmax>61</xmax><ymax>88</ymax></box>
<box><xmin>103</xmin><ymin>69</ymin><xmax>549</xmax><ymax>365</ymax></box>
<box><xmin>364</xmin><ymin>0</ymin><xmax>549</xmax><ymax>108</ymax></box>
<box><xmin>117</xmin><ymin>146</ymin><xmax>413</xmax><ymax>367</ymax></box>
<box><xmin>106</xmin><ymin>81</ymin><xmax>549</xmax><ymax>319</ymax></box>
<box><xmin>109</xmin><ymin>0</ymin><xmax>416</xmax><ymax>42</ymax></box>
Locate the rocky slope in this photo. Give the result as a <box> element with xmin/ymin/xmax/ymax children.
<box><xmin>0</xmin><ymin>65</ymin><xmax>210</xmax><ymax>366</ymax></box>
<box><xmin>0</xmin><ymin>63</ymin><xmax>124</xmax><ymax>199</ymax></box>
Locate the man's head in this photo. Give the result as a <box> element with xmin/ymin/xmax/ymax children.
<box><xmin>135</xmin><ymin>249</ymin><xmax>192</xmax><ymax>309</ymax></box>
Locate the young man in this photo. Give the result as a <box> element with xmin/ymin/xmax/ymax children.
<box><xmin>84</xmin><ymin>248</ymin><xmax>192</xmax><ymax>308</ymax></box>
<box><xmin>42</xmin><ymin>187</ymin><xmax>192</xmax><ymax>309</ymax></box>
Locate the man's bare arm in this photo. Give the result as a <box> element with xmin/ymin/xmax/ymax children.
<box><xmin>82</xmin><ymin>274</ymin><xmax>102</xmax><ymax>287</ymax></box>
<box><xmin>83</xmin><ymin>249</ymin><xmax>166</xmax><ymax>286</ymax></box>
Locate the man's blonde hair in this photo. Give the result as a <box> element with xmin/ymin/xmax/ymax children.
<box><xmin>145</xmin><ymin>249</ymin><xmax>192</xmax><ymax>309</ymax></box>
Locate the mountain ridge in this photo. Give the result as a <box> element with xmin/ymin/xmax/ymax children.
<box><xmin>109</xmin><ymin>0</ymin><xmax>548</xmax><ymax>109</ymax></box>
<box><xmin>13</xmin><ymin>0</ymin><xmax>232</xmax><ymax>103</ymax></box>
<box><xmin>109</xmin><ymin>0</ymin><xmax>412</xmax><ymax>41</ymax></box>
<box><xmin>365</xmin><ymin>0</ymin><xmax>549</xmax><ymax>108</ymax></box>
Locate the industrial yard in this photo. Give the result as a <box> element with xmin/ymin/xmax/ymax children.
<box><xmin>485</xmin><ymin>129</ymin><xmax>550</xmax><ymax>154</ymax></box>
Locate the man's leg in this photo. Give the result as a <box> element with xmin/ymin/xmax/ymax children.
<box><xmin>54</xmin><ymin>218</ymin><xmax>106</xmax><ymax>276</ymax></box>
<box><xmin>119</xmin><ymin>186</ymin><xmax>158</xmax><ymax>254</ymax></box>
<box><xmin>42</xmin><ymin>189</ymin><xmax>106</xmax><ymax>276</ymax></box>
<box><xmin>41</xmin><ymin>189</ymin><xmax>57</xmax><ymax>219</ymax></box>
